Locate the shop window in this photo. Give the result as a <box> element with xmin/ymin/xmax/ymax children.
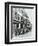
<box><xmin>17</xmin><ymin>23</ymin><xmax>19</xmax><ymax>28</ymax></box>
<box><xmin>21</xmin><ymin>24</ymin><xmax>23</xmax><ymax>28</ymax></box>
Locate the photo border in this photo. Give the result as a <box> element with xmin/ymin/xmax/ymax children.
<box><xmin>5</xmin><ymin>2</ymin><xmax>37</xmax><ymax>44</ymax></box>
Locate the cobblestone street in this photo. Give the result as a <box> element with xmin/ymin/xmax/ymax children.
<box><xmin>11</xmin><ymin>31</ymin><xmax>32</xmax><ymax>42</ymax></box>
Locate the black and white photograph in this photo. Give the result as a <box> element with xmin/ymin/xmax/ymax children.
<box><xmin>5</xmin><ymin>2</ymin><xmax>37</xmax><ymax>44</ymax></box>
